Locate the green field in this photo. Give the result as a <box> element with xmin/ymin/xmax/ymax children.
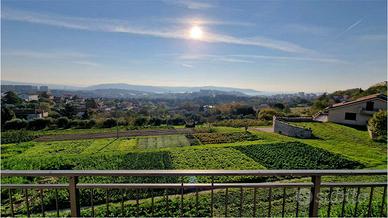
<box><xmin>137</xmin><ymin>135</ymin><xmax>191</xmax><ymax>149</ymax></box>
<box><xmin>1</xmin><ymin>122</ymin><xmax>386</xmax><ymax>216</ymax></box>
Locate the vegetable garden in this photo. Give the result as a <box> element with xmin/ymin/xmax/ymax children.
<box><xmin>0</xmin><ymin>123</ymin><xmax>386</xmax><ymax>216</ymax></box>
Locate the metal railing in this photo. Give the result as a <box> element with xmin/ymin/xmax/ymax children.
<box><xmin>1</xmin><ymin>170</ymin><xmax>387</xmax><ymax>217</ymax></box>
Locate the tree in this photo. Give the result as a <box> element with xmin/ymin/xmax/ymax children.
<box><xmin>38</xmin><ymin>92</ymin><xmax>52</xmax><ymax>103</ymax></box>
<box><xmin>149</xmin><ymin>117</ymin><xmax>163</xmax><ymax>126</ymax></box>
<box><xmin>86</xmin><ymin>98</ymin><xmax>98</xmax><ymax>109</ymax></box>
<box><xmin>4</xmin><ymin>119</ymin><xmax>28</xmax><ymax>130</ymax></box>
<box><xmin>134</xmin><ymin>117</ymin><xmax>149</xmax><ymax>126</ymax></box>
<box><xmin>274</xmin><ymin>103</ymin><xmax>285</xmax><ymax>110</ymax></box>
<box><xmin>27</xmin><ymin>118</ymin><xmax>50</xmax><ymax>130</ymax></box>
<box><xmin>368</xmin><ymin>110</ymin><xmax>387</xmax><ymax>141</ymax></box>
<box><xmin>1</xmin><ymin>107</ymin><xmax>15</xmax><ymax>125</ymax></box>
<box><xmin>103</xmin><ymin>118</ymin><xmax>117</xmax><ymax>128</ymax></box>
<box><xmin>57</xmin><ymin>117</ymin><xmax>70</xmax><ymax>128</ymax></box>
<box><xmin>39</xmin><ymin>102</ymin><xmax>51</xmax><ymax>112</ymax></box>
<box><xmin>258</xmin><ymin>108</ymin><xmax>283</xmax><ymax>121</ymax></box>
<box><xmin>61</xmin><ymin>103</ymin><xmax>77</xmax><ymax>118</ymax></box>
<box><xmin>2</xmin><ymin>91</ymin><xmax>22</xmax><ymax>105</ymax></box>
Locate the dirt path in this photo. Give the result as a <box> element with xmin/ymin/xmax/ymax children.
<box><xmin>249</xmin><ymin>127</ymin><xmax>274</xmax><ymax>133</ymax></box>
<box><xmin>34</xmin><ymin>128</ymin><xmax>195</xmax><ymax>142</ymax></box>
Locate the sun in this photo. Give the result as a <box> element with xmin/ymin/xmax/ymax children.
<box><xmin>190</xmin><ymin>26</ymin><xmax>203</xmax><ymax>40</ymax></box>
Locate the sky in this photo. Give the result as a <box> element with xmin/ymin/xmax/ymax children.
<box><xmin>1</xmin><ymin>0</ymin><xmax>387</xmax><ymax>92</ymax></box>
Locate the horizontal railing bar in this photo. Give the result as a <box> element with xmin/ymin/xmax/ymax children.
<box><xmin>321</xmin><ymin>182</ymin><xmax>387</xmax><ymax>187</ymax></box>
<box><xmin>0</xmin><ymin>183</ymin><xmax>313</xmax><ymax>189</ymax></box>
<box><xmin>3</xmin><ymin>182</ymin><xmax>385</xmax><ymax>190</ymax></box>
<box><xmin>1</xmin><ymin>184</ymin><xmax>68</xmax><ymax>189</ymax></box>
<box><xmin>77</xmin><ymin>182</ymin><xmax>314</xmax><ymax>189</ymax></box>
<box><xmin>1</xmin><ymin>169</ymin><xmax>386</xmax><ymax>177</ymax></box>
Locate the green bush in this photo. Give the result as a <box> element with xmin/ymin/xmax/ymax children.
<box><xmin>1</xmin><ymin>130</ymin><xmax>38</xmax><ymax>144</ymax></box>
<box><xmin>57</xmin><ymin>117</ymin><xmax>70</xmax><ymax>128</ymax></box>
<box><xmin>134</xmin><ymin>117</ymin><xmax>149</xmax><ymax>126</ymax></box>
<box><xmin>368</xmin><ymin>110</ymin><xmax>387</xmax><ymax>141</ymax></box>
<box><xmin>257</xmin><ymin>108</ymin><xmax>284</xmax><ymax>121</ymax></box>
<box><xmin>103</xmin><ymin>118</ymin><xmax>118</xmax><ymax>128</ymax></box>
<box><xmin>213</xmin><ymin>119</ymin><xmax>269</xmax><ymax>127</ymax></box>
<box><xmin>27</xmin><ymin>118</ymin><xmax>51</xmax><ymax>130</ymax></box>
<box><xmin>4</xmin><ymin>119</ymin><xmax>28</xmax><ymax>130</ymax></box>
<box><xmin>87</xmin><ymin>119</ymin><xmax>97</xmax><ymax>128</ymax></box>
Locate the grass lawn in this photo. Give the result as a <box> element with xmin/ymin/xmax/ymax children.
<box><xmin>292</xmin><ymin>122</ymin><xmax>387</xmax><ymax>169</ymax></box>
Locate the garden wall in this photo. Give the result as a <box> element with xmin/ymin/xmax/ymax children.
<box><xmin>273</xmin><ymin>116</ymin><xmax>313</xmax><ymax>138</ymax></box>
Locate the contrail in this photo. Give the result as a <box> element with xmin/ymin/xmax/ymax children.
<box><xmin>336</xmin><ymin>18</ymin><xmax>364</xmax><ymax>38</ymax></box>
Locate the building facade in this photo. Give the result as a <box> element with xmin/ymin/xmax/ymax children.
<box><xmin>326</xmin><ymin>94</ymin><xmax>387</xmax><ymax>126</ymax></box>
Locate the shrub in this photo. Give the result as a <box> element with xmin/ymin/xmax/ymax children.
<box><xmin>1</xmin><ymin>130</ymin><xmax>38</xmax><ymax>144</ymax></box>
<box><xmin>368</xmin><ymin>110</ymin><xmax>387</xmax><ymax>141</ymax></box>
<box><xmin>258</xmin><ymin>108</ymin><xmax>283</xmax><ymax>121</ymax></box>
<box><xmin>1</xmin><ymin>107</ymin><xmax>15</xmax><ymax>125</ymax></box>
<box><xmin>69</xmin><ymin>119</ymin><xmax>80</xmax><ymax>128</ymax></box>
<box><xmin>48</xmin><ymin>111</ymin><xmax>61</xmax><ymax>119</ymax></box>
<box><xmin>103</xmin><ymin>118</ymin><xmax>117</xmax><ymax>128</ymax></box>
<box><xmin>27</xmin><ymin>118</ymin><xmax>50</xmax><ymax>130</ymax></box>
<box><xmin>86</xmin><ymin>119</ymin><xmax>96</xmax><ymax>128</ymax></box>
<box><xmin>167</xmin><ymin>117</ymin><xmax>185</xmax><ymax>125</ymax></box>
<box><xmin>57</xmin><ymin>117</ymin><xmax>70</xmax><ymax>128</ymax></box>
<box><xmin>134</xmin><ymin>117</ymin><xmax>148</xmax><ymax>126</ymax></box>
<box><xmin>213</xmin><ymin>119</ymin><xmax>269</xmax><ymax>127</ymax></box>
<box><xmin>149</xmin><ymin>117</ymin><xmax>163</xmax><ymax>126</ymax></box>
<box><xmin>4</xmin><ymin>119</ymin><xmax>28</xmax><ymax>130</ymax></box>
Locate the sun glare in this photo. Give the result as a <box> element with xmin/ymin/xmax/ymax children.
<box><xmin>190</xmin><ymin>26</ymin><xmax>203</xmax><ymax>39</ymax></box>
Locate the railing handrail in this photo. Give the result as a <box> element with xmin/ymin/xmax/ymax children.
<box><xmin>1</xmin><ymin>169</ymin><xmax>386</xmax><ymax>177</ymax></box>
<box><xmin>2</xmin><ymin>169</ymin><xmax>387</xmax><ymax>217</ymax></box>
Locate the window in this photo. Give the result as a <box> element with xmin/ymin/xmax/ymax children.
<box><xmin>366</xmin><ymin>101</ymin><xmax>374</xmax><ymax>111</ymax></box>
<box><xmin>345</xmin><ymin>112</ymin><xmax>357</xmax><ymax>120</ymax></box>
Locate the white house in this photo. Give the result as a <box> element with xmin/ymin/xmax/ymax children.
<box><xmin>325</xmin><ymin>93</ymin><xmax>387</xmax><ymax>126</ymax></box>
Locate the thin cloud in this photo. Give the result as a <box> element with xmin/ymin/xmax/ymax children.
<box><xmin>178</xmin><ymin>54</ymin><xmax>254</xmax><ymax>63</ymax></box>
<box><xmin>336</xmin><ymin>18</ymin><xmax>364</xmax><ymax>38</ymax></box>
<box><xmin>357</xmin><ymin>34</ymin><xmax>386</xmax><ymax>41</ymax></box>
<box><xmin>5</xmin><ymin>50</ymin><xmax>93</xmax><ymax>59</ymax></box>
<box><xmin>230</xmin><ymin>54</ymin><xmax>347</xmax><ymax>64</ymax></box>
<box><xmin>162</xmin><ymin>0</ymin><xmax>214</xmax><ymax>9</ymax></box>
<box><xmin>163</xmin><ymin>17</ymin><xmax>255</xmax><ymax>27</ymax></box>
<box><xmin>285</xmin><ymin>24</ymin><xmax>331</xmax><ymax>36</ymax></box>
<box><xmin>176</xmin><ymin>53</ymin><xmax>346</xmax><ymax>64</ymax></box>
<box><xmin>5</xmin><ymin>50</ymin><xmax>100</xmax><ymax>66</ymax></box>
<box><xmin>72</xmin><ymin>61</ymin><xmax>100</xmax><ymax>67</ymax></box>
<box><xmin>180</xmin><ymin>63</ymin><xmax>194</xmax><ymax>68</ymax></box>
<box><xmin>2</xmin><ymin>8</ymin><xmax>315</xmax><ymax>54</ymax></box>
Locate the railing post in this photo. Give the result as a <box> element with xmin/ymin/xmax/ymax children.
<box><xmin>69</xmin><ymin>176</ymin><xmax>80</xmax><ymax>217</ymax></box>
<box><xmin>309</xmin><ymin>175</ymin><xmax>321</xmax><ymax>217</ymax></box>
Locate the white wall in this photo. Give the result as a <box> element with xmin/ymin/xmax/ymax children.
<box><xmin>327</xmin><ymin>99</ymin><xmax>386</xmax><ymax>126</ymax></box>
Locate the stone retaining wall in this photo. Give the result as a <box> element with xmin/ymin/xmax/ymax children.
<box><xmin>273</xmin><ymin>116</ymin><xmax>313</xmax><ymax>138</ymax></box>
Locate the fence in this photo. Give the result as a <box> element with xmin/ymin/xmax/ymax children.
<box><xmin>1</xmin><ymin>170</ymin><xmax>387</xmax><ymax>217</ymax></box>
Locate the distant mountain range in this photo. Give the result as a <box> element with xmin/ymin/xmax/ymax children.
<box><xmin>2</xmin><ymin>81</ymin><xmax>266</xmax><ymax>96</ymax></box>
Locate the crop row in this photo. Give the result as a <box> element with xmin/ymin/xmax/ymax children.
<box><xmin>235</xmin><ymin>142</ymin><xmax>364</xmax><ymax>169</ymax></box>
<box><xmin>193</xmin><ymin>132</ymin><xmax>260</xmax><ymax>144</ymax></box>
